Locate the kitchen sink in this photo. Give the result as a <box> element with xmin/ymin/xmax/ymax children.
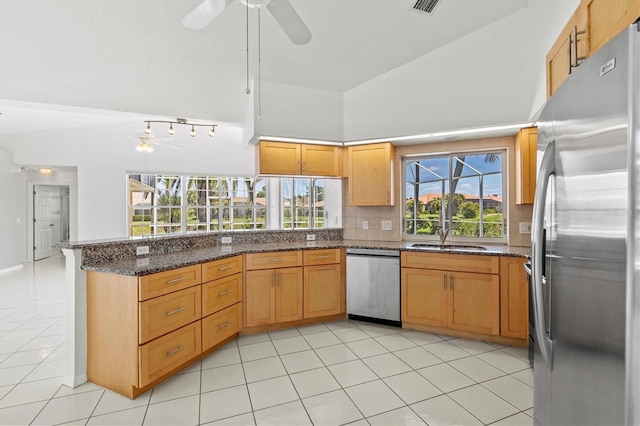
<box><xmin>410</xmin><ymin>243</ymin><xmax>487</xmax><ymax>251</ymax></box>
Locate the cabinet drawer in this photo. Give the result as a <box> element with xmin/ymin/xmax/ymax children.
<box><xmin>245</xmin><ymin>251</ymin><xmax>302</xmax><ymax>270</ymax></box>
<box><xmin>202</xmin><ymin>255</ymin><xmax>243</xmax><ymax>282</ymax></box>
<box><xmin>202</xmin><ymin>273</ymin><xmax>242</xmax><ymax>317</ymax></box>
<box><xmin>202</xmin><ymin>303</ymin><xmax>242</xmax><ymax>351</ymax></box>
<box><xmin>401</xmin><ymin>252</ymin><xmax>499</xmax><ymax>274</ymax></box>
<box><xmin>139</xmin><ymin>265</ymin><xmax>201</xmax><ymax>301</ymax></box>
<box><xmin>303</xmin><ymin>248</ymin><xmax>341</xmax><ymax>266</ymax></box>
<box><xmin>139</xmin><ymin>287</ymin><xmax>201</xmax><ymax>344</ymax></box>
<box><xmin>138</xmin><ymin>321</ymin><xmax>201</xmax><ymax>387</ymax></box>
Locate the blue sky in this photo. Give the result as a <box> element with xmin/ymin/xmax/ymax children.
<box><xmin>405</xmin><ymin>153</ymin><xmax>503</xmax><ymax>199</ymax></box>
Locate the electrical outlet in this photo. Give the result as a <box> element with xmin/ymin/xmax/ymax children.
<box><xmin>362</xmin><ymin>220</ymin><xmax>369</xmax><ymax>230</ymax></box>
<box><xmin>136</xmin><ymin>246</ymin><xmax>149</xmax><ymax>256</ymax></box>
<box><xmin>221</xmin><ymin>236</ymin><xmax>232</xmax><ymax>244</ymax></box>
<box><xmin>381</xmin><ymin>220</ymin><xmax>392</xmax><ymax>231</ymax></box>
<box><xmin>519</xmin><ymin>222</ymin><xmax>532</xmax><ymax>234</ymax></box>
<box><xmin>306</xmin><ymin>234</ymin><xmax>316</xmax><ymax>241</ymax></box>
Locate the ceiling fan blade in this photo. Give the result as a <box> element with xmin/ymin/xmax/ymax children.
<box><xmin>266</xmin><ymin>0</ymin><xmax>311</xmax><ymax>45</ymax></box>
<box><xmin>182</xmin><ymin>0</ymin><xmax>232</xmax><ymax>30</ymax></box>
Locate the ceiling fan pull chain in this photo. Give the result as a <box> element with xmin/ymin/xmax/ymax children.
<box><xmin>245</xmin><ymin>0</ymin><xmax>251</xmax><ymax>95</ymax></box>
<box><xmin>258</xmin><ymin>8</ymin><xmax>262</xmax><ymax>120</ymax></box>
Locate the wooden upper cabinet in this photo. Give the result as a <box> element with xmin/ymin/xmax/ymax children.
<box><xmin>347</xmin><ymin>142</ymin><xmax>395</xmax><ymax>206</ymax></box>
<box><xmin>546</xmin><ymin>2</ymin><xmax>589</xmax><ymax>98</ymax></box>
<box><xmin>546</xmin><ymin>0</ymin><xmax>639</xmax><ymax>98</ymax></box>
<box><xmin>257</xmin><ymin>140</ymin><xmax>342</xmax><ymax>177</ymax></box>
<box><xmin>584</xmin><ymin>0</ymin><xmax>640</xmax><ymax>54</ymax></box>
<box><xmin>515</xmin><ymin>127</ymin><xmax>537</xmax><ymax>205</ymax></box>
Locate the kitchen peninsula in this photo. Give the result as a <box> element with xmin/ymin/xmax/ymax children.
<box><xmin>60</xmin><ymin>229</ymin><xmax>529</xmax><ymax>398</ymax></box>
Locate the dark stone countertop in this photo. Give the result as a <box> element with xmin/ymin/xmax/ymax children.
<box><xmin>82</xmin><ymin>240</ymin><xmax>530</xmax><ymax>277</ymax></box>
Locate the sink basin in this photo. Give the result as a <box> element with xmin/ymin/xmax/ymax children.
<box><xmin>410</xmin><ymin>243</ymin><xmax>487</xmax><ymax>251</ymax></box>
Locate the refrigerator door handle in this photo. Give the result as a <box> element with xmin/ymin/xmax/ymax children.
<box><xmin>531</xmin><ymin>140</ymin><xmax>555</xmax><ymax>370</ymax></box>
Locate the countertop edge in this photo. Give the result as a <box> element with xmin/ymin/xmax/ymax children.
<box><xmin>82</xmin><ymin>240</ymin><xmax>530</xmax><ymax>276</ymax></box>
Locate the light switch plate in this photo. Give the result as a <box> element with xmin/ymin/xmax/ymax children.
<box><xmin>306</xmin><ymin>234</ymin><xmax>316</xmax><ymax>241</ymax></box>
<box><xmin>381</xmin><ymin>220</ymin><xmax>392</xmax><ymax>231</ymax></box>
<box><xmin>136</xmin><ymin>246</ymin><xmax>149</xmax><ymax>256</ymax></box>
<box><xmin>362</xmin><ymin>220</ymin><xmax>369</xmax><ymax>230</ymax></box>
<box><xmin>221</xmin><ymin>236</ymin><xmax>232</xmax><ymax>244</ymax></box>
<box><xmin>519</xmin><ymin>222</ymin><xmax>532</xmax><ymax>234</ymax></box>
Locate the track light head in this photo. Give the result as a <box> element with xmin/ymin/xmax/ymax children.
<box><xmin>144</xmin><ymin>122</ymin><xmax>151</xmax><ymax>134</ymax></box>
<box><xmin>168</xmin><ymin>124</ymin><xmax>174</xmax><ymax>135</ymax></box>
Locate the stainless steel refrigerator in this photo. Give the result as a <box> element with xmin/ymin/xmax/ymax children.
<box><xmin>531</xmin><ymin>21</ymin><xmax>640</xmax><ymax>425</ymax></box>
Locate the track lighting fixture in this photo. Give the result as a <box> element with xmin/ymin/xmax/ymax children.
<box><xmin>142</xmin><ymin>118</ymin><xmax>217</xmax><ymax>139</ymax></box>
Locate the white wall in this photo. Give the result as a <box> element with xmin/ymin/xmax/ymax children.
<box><xmin>0</xmin><ymin>149</ymin><xmax>26</xmax><ymax>269</ymax></box>
<box><xmin>4</xmin><ymin>121</ymin><xmax>254</xmax><ymax>242</ymax></box>
<box><xmin>253</xmin><ymin>81</ymin><xmax>343</xmax><ymax>142</ymax></box>
<box><xmin>343</xmin><ymin>0</ymin><xmax>580</xmax><ymax>140</ymax></box>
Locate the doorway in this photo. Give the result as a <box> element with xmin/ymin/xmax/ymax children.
<box><xmin>33</xmin><ymin>185</ymin><xmax>70</xmax><ymax>261</ymax></box>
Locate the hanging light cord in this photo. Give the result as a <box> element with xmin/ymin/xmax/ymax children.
<box><xmin>258</xmin><ymin>9</ymin><xmax>262</xmax><ymax>119</ymax></box>
<box><xmin>245</xmin><ymin>0</ymin><xmax>250</xmax><ymax>95</ymax></box>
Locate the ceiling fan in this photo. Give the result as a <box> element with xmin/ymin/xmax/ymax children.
<box><xmin>183</xmin><ymin>0</ymin><xmax>312</xmax><ymax>45</ymax></box>
<box><xmin>124</xmin><ymin>134</ymin><xmax>178</xmax><ymax>153</ymax></box>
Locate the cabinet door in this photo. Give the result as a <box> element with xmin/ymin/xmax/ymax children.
<box><xmin>245</xmin><ymin>270</ymin><xmax>276</xmax><ymax>327</ymax></box>
<box><xmin>499</xmin><ymin>257</ymin><xmax>528</xmax><ymax>339</ymax></box>
<box><xmin>348</xmin><ymin>142</ymin><xmax>394</xmax><ymax>206</ymax></box>
<box><xmin>515</xmin><ymin>127</ymin><xmax>537</xmax><ymax>205</ymax></box>
<box><xmin>139</xmin><ymin>286</ymin><xmax>201</xmax><ymax>344</ymax></box>
<box><xmin>202</xmin><ymin>302</ymin><xmax>242</xmax><ymax>351</ymax></box>
<box><xmin>304</xmin><ymin>264</ymin><xmax>342</xmax><ymax>318</ymax></box>
<box><xmin>301</xmin><ymin>144</ymin><xmax>341</xmax><ymax>176</ymax></box>
<box><xmin>275</xmin><ymin>267</ymin><xmax>304</xmax><ymax>323</ymax></box>
<box><xmin>401</xmin><ymin>268</ymin><xmax>447</xmax><ymax>327</ymax></box>
<box><xmin>546</xmin><ymin>3</ymin><xmax>589</xmax><ymax>98</ymax></box>
<box><xmin>258</xmin><ymin>141</ymin><xmax>301</xmax><ymax>175</ymax></box>
<box><xmin>202</xmin><ymin>273</ymin><xmax>242</xmax><ymax>317</ymax></box>
<box><xmin>585</xmin><ymin>0</ymin><xmax>640</xmax><ymax>54</ymax></box>
<box><xmin>447</xmin><ymin>271</ymin><xmax>500</xmax><ymax>335</ymax></box>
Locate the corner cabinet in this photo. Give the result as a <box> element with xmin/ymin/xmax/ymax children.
<box><xmin>244</xmin><ymin>251</ymin><xmax>304</xmax><ymax>327</ymax></box>
<box><xmin>401</xmin><ymin>252</ymin><xmax>528</xmax><ymax>345</ymax></box>
<box><xmin>347</xmin><ymin>142</ymin><xmax>395</xmax><ymax>206</ymax></box>
<box><xmin>257</xmin><ymin>140</ymin><xmax>342</xmax><ymax>177</ymax></box>
<box><xmin>515</xmin><ymin>127</ymin><xmax>537</xmax><ymax>205</ymax></box>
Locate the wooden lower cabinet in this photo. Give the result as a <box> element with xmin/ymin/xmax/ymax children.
<box><xmin>401</xmin><ymin>268</ymin><xmax>446</xmax><ymax>327</ymax></box>
<box><xmin>245</xmin><ymin>267</ymin><xmax>303</xmax><ymax>327</ymax></box>
<box><xmin>304</xmin><ymin>263</ymin><xmax>342</xmax><ymax>318</ymax></box>
<box><xmin>448</xmin><ymin>271</ymin><xmax>500</xmax><ymax>335</ymax></box>
<box><xmin>401</xmin><ymin>268</ymin><xmax>499</xmax><ymax>335</ymax></box>
<box><xmin>139</xmin><ymin>321</ymin><xmax>201</xmax><ymax>387</ymax></box>
<box><xmin>499</xmin><ymin>257</ymin><xmax>529</xmax><ymax>339</ymax></box>
<box><xmin>401</xmin><ymin>252</ymin><xmax>523</xmax><ymax>343</ymax></box>
<box><xmin>203</xmin><ymin>302</ymin><xmax>242</xmax><ymax>351</ymax></box>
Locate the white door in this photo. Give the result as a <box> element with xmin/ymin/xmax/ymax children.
<box><xmin>34</xmin><ymin>185</ymin><xmax>61</xmax><ymax>260</ymax></box>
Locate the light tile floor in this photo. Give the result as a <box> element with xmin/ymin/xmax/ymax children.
<box><xmin>0</xmin><ymin>254</ymin><xmax>534</xmax><ymax>425</ymax></box>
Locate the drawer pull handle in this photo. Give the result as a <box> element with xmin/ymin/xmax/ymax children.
<box><xmin>218</xmin><ymin>265</ymin><xmax>233</xmax><ymax>271</ymax></box>
<box><xmin>165</xmin><ymin>307</ymin><xmax>186</xmax><ymax>316</ymax></box>
<box><xmin>315</xmin><ymin>255</ymin><xmax>331</xmax><ymax>259</ymax></box>
<box><xmin>316</xmin><ymin>267</ymin><xmax>333</xmax><ymax>271</ymax></box>
<box><xmin>218</xmin><ymin>290</ymin><xmax>233</xmax><ymax>296</ymax></box>
<box><xmin>218</xmin><ymin>321</ymin><xmax>233</xmax><ymax>329</ymax></box>
<box><xmin>166</xmin><ymin>346</ymin><xmax>184</xmax><ymax>357</ymax></box>
<box><xmin>267</xmin><ymin>258</ymin><xmax>283</xmax><ymax>263</ymax></box>
<box><xmin>166</xmin><ymin>277</ymin><xmax>186</xmax><ymax>284</ymax></box>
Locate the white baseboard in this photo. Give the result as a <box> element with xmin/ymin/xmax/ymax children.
<box><xmin>0</xmin><ymin>264</ymin><xmax>23</xmax><ymax>274</ymax></box>
<box><xmin>62</xmin><ymin>373</ymin><xmax>88</xmax><ymax>389</ymax></box>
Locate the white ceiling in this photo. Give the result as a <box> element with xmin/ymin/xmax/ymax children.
<box><xmin>0</xmin><ymin>0</ymin><xmax>532</xmax><ymax>135</ymax></box>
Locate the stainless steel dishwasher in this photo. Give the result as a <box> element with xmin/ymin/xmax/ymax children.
<box><xmin>346</xmin><ymin>248</ymin><xmax>401</xmax><ymax>327</ymax></box>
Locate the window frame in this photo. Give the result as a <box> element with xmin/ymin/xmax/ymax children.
<box><xmin>402</xmin><ymin>148</ymin><xmax>508</xmax><ymax>244</ymax></box>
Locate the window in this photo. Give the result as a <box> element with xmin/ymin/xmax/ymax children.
<box><xmin>404</xmin><ymin>150</ymin><xmax>506</xmax><ymax>242</ymax></box>
<box><xmin>281</xmin><ymin>178</ymin><xmax>325</xmax><ymax>229</ymax></box>
<box><xmin>128</xmin><ymin>174</ymin><xmax>335</xmax><ymax>237</ymax></box>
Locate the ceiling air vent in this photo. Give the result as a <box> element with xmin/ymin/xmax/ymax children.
<box><xmin>412</xmin><ymin>0</ymin><xmax>441</xmax><ymax>14</ymax></box>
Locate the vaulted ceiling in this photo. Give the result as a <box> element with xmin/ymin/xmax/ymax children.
<box><xmin>0</xmin><ymin>0</ymin><xmax>533</xmax><ymax>134</ymax></box>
